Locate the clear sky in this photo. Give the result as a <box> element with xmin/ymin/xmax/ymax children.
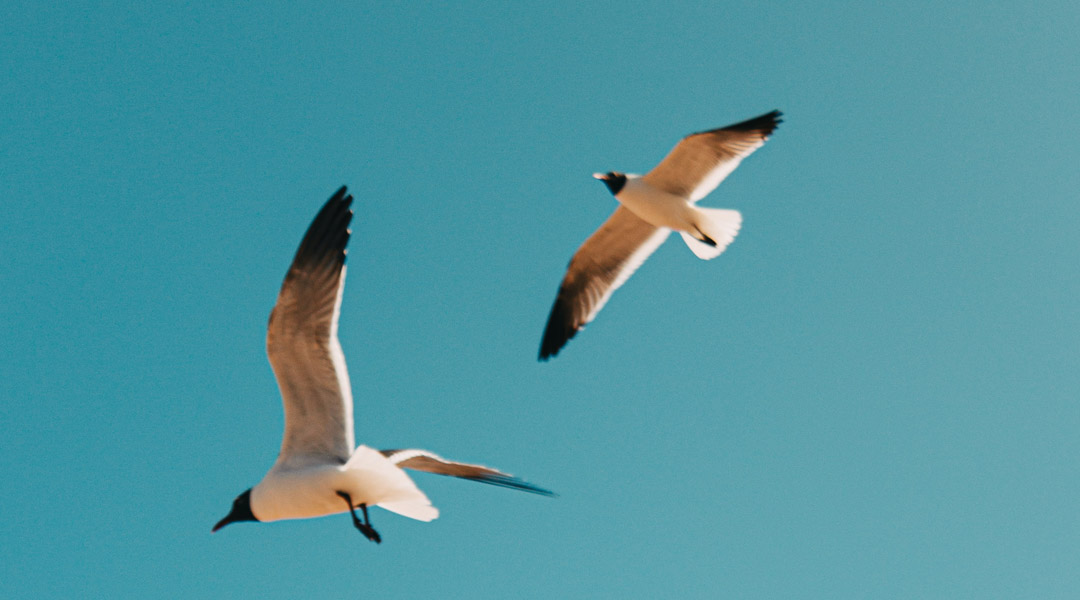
<box><xmin>3</xmin><ymin>1</ymin><xmax>1079</xmax><ymax>598</ymax></box>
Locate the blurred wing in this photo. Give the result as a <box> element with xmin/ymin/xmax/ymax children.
<box><xmin>381</xmin><ymin>449</ymin><xmax>556</xmax><ymax>496</ymax></box>
<box><xmin>642</xmin><ymin>110</ymin><xmax>782</xmax><ymax>201</ymax></box>
<box><xmin>266</xmin><ymin>186</ymin><xmax>355</xmax><ymax>465</ymax></box>
<box><xmin>539</xmin><ymin>206</ymin><xmax>670</xmax><ymax>360</ymax></box>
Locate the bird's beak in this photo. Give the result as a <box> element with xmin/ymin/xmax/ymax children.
<box><xmin>592</xmin><ymin>172</ymin><xmax>607</xmax><ymax>180</ymax></box>
<box><xmin>212</xmin><ymin>512</ymin><xmax>235</xmax><ymax>533</ymax></box>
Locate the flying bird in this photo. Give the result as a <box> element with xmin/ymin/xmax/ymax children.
<box><xmin>214</xmin><ymin>186</ymin><xmax>553</xmax><ymax>543</ymax></box>
<box><xmin>539</xmin><ymin>110</ymin><xmax>782</xmax><ymax>360</ymax></box>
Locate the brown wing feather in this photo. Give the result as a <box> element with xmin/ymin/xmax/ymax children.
<box><xmin>266</xmin><ymin>187</ymin><xmax>355</xmax><ymax>465</ymax></box>
<box><xmin>642</xmin><ymin>110</ymin><xmax>781</xmax><ymax>200</ymax></box>
<box><xmin>381</xmin><ymin>449</ymin><xmax>555</xmax><ymax>496</ymax></box>
<box><xmin>539</xmin><ymin>206</ymin><xmax>671</xmax><ymax>360</ymax></box>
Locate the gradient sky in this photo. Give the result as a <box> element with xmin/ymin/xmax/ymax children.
<box><xmin>3</xmin><ymin>2</ymin><xmax>1080</xmax><ymax>598</ymax></box>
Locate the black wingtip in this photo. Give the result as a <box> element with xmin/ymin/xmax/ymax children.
<box><xmin>290</xmin><ymin>185</ymin><xmax>355</xmax><ymax>272</ymax></box>
<box><xmin>724</xmin><ymin>109</ymin><xmax>783</xmax><ymax>134</ymax></box>
<box><xmin>538</xmin><ymin>297</ymin><xmax>579</xmax><ymax>361</ymax></box>
<box><xmin>538</xmin><ymin>337</ymin><xmax>558</xmax><ymax>361</ymax></box>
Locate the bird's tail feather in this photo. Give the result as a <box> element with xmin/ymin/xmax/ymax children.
<box><xmin>345</xmin><ymin>445</ymin><xmax>439</xmax><ymax>522</ymax></box>
<box><xmin>378</xmin><ymin>499</ymin><xmax>439</xmax><ymax>522</ymax></box>
<box><xmin>681</xmin><ymin>208</ymin><xmax>742</xmax><ymax>260</ymax></box>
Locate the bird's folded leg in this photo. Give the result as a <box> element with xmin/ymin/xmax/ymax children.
<box><xmin>693</xmin><ymin>226</ymin><xmax>718</xmax><ymax>247</ymax></box>
<box><xmin>336</xmin><ymin>491</ymin><xmax>381</xmax><ymax>544</ymax></box>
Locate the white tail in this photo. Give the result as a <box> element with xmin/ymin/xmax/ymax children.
<box><xmin>345</xmin><ymin>445</ymin><xmax>439</xmax><ymax>522</ymax></box>
<box><xmin>680</xmin><ymin>207</ymin><xmax>742</xmax><ymax>260</ymax></box>
<box><xmin>378</xmin><ymin>499</ymin><xmax>439</xmax><ymax>522</ymax></box>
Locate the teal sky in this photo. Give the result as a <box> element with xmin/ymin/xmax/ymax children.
<box><xmin>3</xmin><ymin>2</ymin><xmax>1080</xmax><ymax>598</ymax></box>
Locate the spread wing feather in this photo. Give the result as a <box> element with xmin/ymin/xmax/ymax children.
<box><xmin>381</xmin><ymin>449</ymin><xmax>556</xmax><ymax>496</ymax></box>
<box><xmin>539</xmin><ymin>206</ymin><xmax>671</xmax><ymax>360</ymax></box>
<box><xmin>266</xmin><ymin>187</ymin><xmax>355</xmax><ymax>466</ymax></box>
<box><xmin>642</xmin><ymin>110</ymin><xmax>782</xmax><ymax>201</ymax></box>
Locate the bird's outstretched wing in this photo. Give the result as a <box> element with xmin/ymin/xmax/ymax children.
<box><xmin>539</xmin><ymin>206</ymin><xmax>670</xmax><ymax>360</ymax></box>
<box><xmin>266</xmin><ymin>186</ymin><xmax>355</xmax><ymax>466</ymax></box>
<box><xmin>381</xmin><ymin>449</ymin><xmax>556</xmax><ymax>496</ymax></box>
<box><xmin>642</xmin><ymin>110</ymin><xmax>782</xmax><ymax>201</ymax></box>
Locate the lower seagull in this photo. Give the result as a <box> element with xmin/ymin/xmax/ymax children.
<box><xmin>213</xmin><ymin>186</ymin><xmax>553</xmax><ymax>543</ymax></box>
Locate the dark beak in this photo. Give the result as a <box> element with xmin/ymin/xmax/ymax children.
<box><xmin>212</xmin><ymin>512</ymin><xmax>236</xmax><ymax>533</ymax></box>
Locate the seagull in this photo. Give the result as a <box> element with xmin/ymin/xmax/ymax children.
<box><xmin>538</xmin><ymin>110</ymin><xmax>782</xmax><ymax>360</ymax></box>
<box><xmin>214</xmin><ymin>186</ymin><xmax>553</xmax><ymax>543</ymax></box>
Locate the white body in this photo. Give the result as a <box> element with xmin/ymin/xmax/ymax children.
<box><xmin>616</xmin><ymin>175</ymin><xmax>698</xmax><ymax>231</ymax></box>
<box><xmin>251</xmin><ymin>446</ymin><xmax>437</xmax><ymax>523</ymax></box>
<box><xmin>616</xmin><ymin>174</ymin><xmax>743</xmax><ymax>260</ymax></box>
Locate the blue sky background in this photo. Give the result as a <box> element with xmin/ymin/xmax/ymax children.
<box><xmin>3</xmin><ymin>1</ymin><xmax>1079</xmax><ymax>598</ymax></box>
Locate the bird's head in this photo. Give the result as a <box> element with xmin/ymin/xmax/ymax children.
<box><xmin>212</xmin><ymin>488</ymin><xmax>258</xmax><ymax>532</ymax></box>
<box><xmin>592</xmin><ymin>171</ymin><xmax>628</xmax><ymax>195</ymax></box>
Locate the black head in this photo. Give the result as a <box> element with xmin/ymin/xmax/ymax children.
<box><xmin>592</xmin><ymin>171</ymin><xmax>627</xmax><ymax>195</ymax></box>
<box><xmin>212</xmin><ymin>488</ymin><xmax>258</xmax><ymax>532</ymax></box>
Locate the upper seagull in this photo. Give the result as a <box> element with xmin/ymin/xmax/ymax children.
<box><xmin>214</xmin><ymin>186</ymin><xmax>553</xmax><ymax>543</ymax></box>
<box><xmin>539</xmin><ymin>110</ymin><xmax>782</xmax><ymax>360</ymax></box>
